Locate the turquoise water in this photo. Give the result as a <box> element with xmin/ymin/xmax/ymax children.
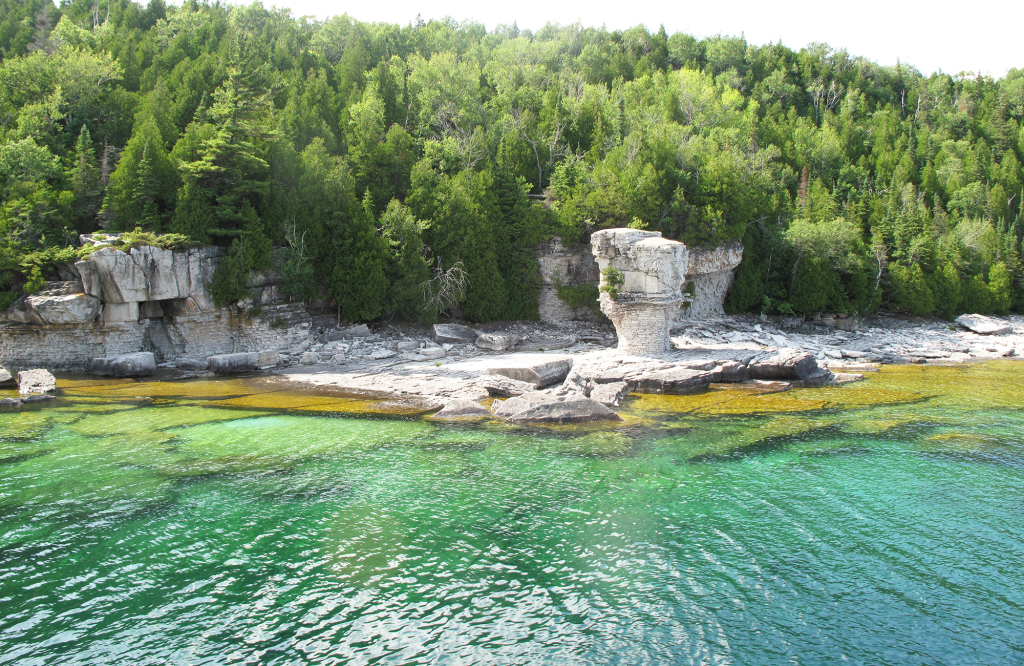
<box><xmin>1</xmin><ymin>365</ymin><xmax>1023</xmax><ymax>665</ymax></box>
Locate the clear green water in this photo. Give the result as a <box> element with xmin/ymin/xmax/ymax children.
<box><xmin>1</xmin><ymin>364</ymin><xmax>1023</xmax><ymax>665</ymax></box>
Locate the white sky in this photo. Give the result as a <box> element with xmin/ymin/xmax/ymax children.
<box><xmin>245</xmin><ymin>0</ymin><xmax>1020</xmax><ymax>77</ymax></box>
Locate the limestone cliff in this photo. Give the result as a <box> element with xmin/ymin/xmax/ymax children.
<box><xmin>0</xmin><ymin>241</ymin><xmax>311</xmax><ymax>372</ymax></box>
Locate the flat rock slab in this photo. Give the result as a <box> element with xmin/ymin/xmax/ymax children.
<box><xmin>748</xmin><ymin>348</ymin><xmax>819</xmax><ymax>380</ymax></box>
<box><xmin>633</xmin><ymin>368</ymin><xmax>714</xmax><ymax>394</ymax></box>
<box><xmin>479</xmin><ymin>374</ymin><xmax>535</xmax><ymax>397</ymax></box>
<box><xmin>17</xmin><ymin>369</ymin><xmax>56</xmax><ymax>396</ymax></box>
<box><xmin>955</xmin><ymin>314</ymin><xmax>1012</xmax><ymax>335</ymax></box>
<box><xmin>515</xmin><ymin>338</ymin><xmax>574</xmax><ymax>352</ymax></box>
<box><xmin>92</xmin><ymin>352</ymin><xmax>156</xmax><ymax>377</ymax></box>
<box><xmin>433</xmin><ymin>324</ymin><xmax>478</xmax><ymax>344</ymax></box>
<box><xmin>432</xmin><ymin>399</ymin><xmax>491</xmax><ymax>419</ymax></box>
<box><xmin>485</xmin><ymin>355</ymin><xmax>573</xmax><ymax>388</ymax></box>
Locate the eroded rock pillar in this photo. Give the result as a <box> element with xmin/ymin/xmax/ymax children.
<box><xmin>591</xmin><ymin>229</ymin><xmax>688</xmax><ymax>356</ymax></box>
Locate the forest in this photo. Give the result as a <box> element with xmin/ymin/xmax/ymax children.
<box><xmin>1</xmin><ymin>0</ymin><xmax>1023</xmax><ymax>323</ymax></box>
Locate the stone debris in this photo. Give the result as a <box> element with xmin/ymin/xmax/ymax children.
<box><xmin>955</xmin><ymin>314</ymin><xmax>1013</xmax><ymax>335</ymax></box>
<box><xmin>431</xmin><ymin>399</ymin><xmax>492</xmax><ymax>419</ymax></box>
<box><xmin>485</xmin><ymin>355</ymin><xmax>573</xmax><ymax>388</ymax></box>
<box><xmin>92</xmin><ymin>352</ymin><xmax>156</xmax><ymax>377</ymax></box>
<box><xmin>17</xmin><ymin>369</ymin><xmax>56</xmax><ymax>396</ymax></box>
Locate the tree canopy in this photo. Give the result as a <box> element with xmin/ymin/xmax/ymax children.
<box><xmin>0</xmin><ymin>0</ymin><xmax>1022</xmax><ymax>321</ymax></box>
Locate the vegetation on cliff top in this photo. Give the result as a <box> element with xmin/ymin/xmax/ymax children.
<box><xmin>0</xmin><ymin>0</ymin><xmax>1022</xmax><ymax>322</ymax></box>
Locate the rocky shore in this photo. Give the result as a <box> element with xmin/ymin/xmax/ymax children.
<box><xmin>251</xmin><ymin>311</ymin><xmax>1024</xmax><ymax>422</ymax></box>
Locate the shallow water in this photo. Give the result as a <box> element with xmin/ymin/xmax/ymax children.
<box><xmin>1</xmin><ymin>363</ymin><xmax>1022</xmax><ymax>665</ymax></box>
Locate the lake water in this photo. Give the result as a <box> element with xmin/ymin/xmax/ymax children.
<box><xmin>1</xmin><ymin>363</ymin><xmax>1022</xmax><ymax>665</ymax></box>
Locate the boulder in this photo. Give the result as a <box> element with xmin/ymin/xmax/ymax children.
<box><xmin>300</xmin><ymin>351</ymin><xmax>319</xmax><ymax>365</ymax></box>
<box><xmin>17</xmin><ymin>369</ymin><xmax>56</xmax><ymax>396</ymax></box>
<box><xmin>371</xmin><ymin>349</ymin><xmax>395</xmax><ymax>360</ymax></box>
<box><xmin>590</xmin><ymin>381</ymin><xmax>630</xmax><ymax>407</ymax></box>
<box><xmin>485</xmin><ymin>355</ymin><xmax>573</xmax><ymax>388</ymax></box>
<box><xmin>433</xmin><ymin>323</ymin><xmax>477</xmax><ymax>344</ymax></box>
<box><xmin>92</xmin><ymin>352</ymin><xmax>156</xmax><ymax>377</ymax></box>
<box><xmin>0</xmin><ymin>397</ymin><xmax>22</xmax><ymax>407</ymax></box>
<box><xmin>432</xmin><ymin>399</ymin><xmax>492</xmax><ymax>419</ymax></box>
<box><xmin>475</xmin><ymin>333</ymin><xmax>520</xmax><ymax>351</ymax></box>
<box><xmin>396</xmin><ymin>340</ymin><xmax>420</xmax><ymax>351</ymax></box>
<box><xmin>478</xmin><ymin>374</ymin><xmax>535</xmax><ymax>398</ymax></box>
<box><xmin>22</xmin><ymin>394</ymin><xmax>55</xmax><ymax>403</ymax></box>
<box><xmin>955</xmin><ymin>314</ymin><xmax>1013</xmax><ymax>335</ymax></box>
<box><xmin>0</xmin><ymin>367</ymin><xmax>13</xmax><ymax>386</ymax></box>
<box><xmin>100</xmin><ymin>302</ymin><xmax>139</xmax><ymax>323</ymax></box>
<box><xmin>748</xmin><ymin>348</ymin><xmax>820</xmax><ymax>380</ymax></box>
<box><xmin>22</xmin><ymin>293</ymin><xmax>101</xmax><ymax>325</ymax></box>
<box><xmin>419</xmin><ymin>347</ymin><xmax>445</xmax><ymax>360</ymax></box>
<box><xmin>506</xmin><ymin>395</ymin><xmax>622</xmax><ymax>425</ymax></box>
<box><xmin>343</xmin><ymin>324</ymin><xmax>372</xmax><ymax>338</ymax></box>
<box><xmin>88</xmin><ymin>247</ymin><xmax>149</xmax><ymax>303</ymax></box>
<box><xmin>208</xmin><ymin>352</ymin><xmax>261</xmax><ymax>374</ymax></box>
<box><xmin>257</xmin><ymin>351</ymin><xmax>279</xmax><ymax>368</ymax></box>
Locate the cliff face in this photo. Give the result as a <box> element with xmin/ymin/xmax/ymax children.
<box><xmin>0</xmin><ymin>243</ymin><xmax>311</xmax><ymax>372</ymax></box>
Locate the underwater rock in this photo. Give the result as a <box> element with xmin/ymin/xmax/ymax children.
<box><xmin>506</xmin><ymin>394</ymin><xmax>622</xmax><ymax>425</ymax></box>
<box><xmin>486</xmin><ymin>355</ymin><xmax>573</xmax><ymax>388</ymax></box>
<box><xmin>17</xmin><ymin>368</ymin><xmax>56</xmax><ymax>396</ymax></box>
<box><xmin>0</xmin><ymin>396</ymin><xmax>21</xmax><ymax>406</ymax></box>
<box><xmin>92</xmin><ymin>352</ymin><xmax>156</xmax><ymax>377</ymax></box>
<box><xmin>955</xmin><ymin>314</ymin><xmax>1012</xmax><ymax>335</ymax></box>
<box><xmin>433</xmin><ymin>323</ymin><xmax>477</xmax><ymax>344</ymax></box>
<box><xmin>432</xmin><ymin>399</ymin><xmax>492</xmax><ymax>419</ymax></box>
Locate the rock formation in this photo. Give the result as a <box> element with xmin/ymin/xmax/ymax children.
<box><xmin>678</xmin><ymin>241</ymin><xmax>744</xmax><ymax>319</ymax></box>
<box><xmin>0</xmin><ymin>238</ymin><xmax>311</xmax><ymax>372</ymax></box>
<box><xmin>591</xmin><ymin>229</ymin><xmax>689</xmax><ymax>355</ymax></box>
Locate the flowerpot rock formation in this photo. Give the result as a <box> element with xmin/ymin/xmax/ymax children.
<box><xmin>591</xmin><ymin>229</ymin><xmax>691</xmax><ymax>356</ymax></box>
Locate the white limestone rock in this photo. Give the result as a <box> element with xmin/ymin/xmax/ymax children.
<box><xmin>17</xmin><ymin>368</ymin><xmax>56</xmax><ymax>396</ymax></box>
<box><xmin>955</xmin><ymin>314</ymin><xmax>1012</xmax><ymax>335</ymax></box>
<box><xmin>208</xmin><ymin>352</ymin><xmax>260</xmax><ymax>374</ymax></box>
<box><xmin>485</xmin><ymin>355</ymin><xmax>573</xmax><ymax>388</ymax></box>
<box><xmin>433</xmin><ymin>323</ymin><xmax>477</xmax><ymax>344</ymax></box>
<box><xmin>25</xmin><ymin>293</ymin><xmax>101</xmax><ymax>324</ymax></box>
<box><xmin>475</xmin><ymin>333</ymin><xmax>520</xmax><ymax>351</ymax></box>
<box><xmin>0</xmin><ymin>367</ymin><xmax>13</xmax><ymax>385</ymax></box>
<box><xmin>130</xmin><ymin>246</ymin><xmax>184</xmax><ymax>300</ymax></box>
<box><xmin>88</xmin><ymin>247</ymin><xmax>150</xmax><ymax>303</ymax></box>
<box><xmin>419</xmin><ymin>347</ymin><xmax>445</xmax><ymax>360</ymax></box>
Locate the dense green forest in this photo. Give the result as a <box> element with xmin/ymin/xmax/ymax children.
<box><xmin>2</xmin><ymin>0</ymin><xmax>1023</xmax><ymax>322</ymax></box>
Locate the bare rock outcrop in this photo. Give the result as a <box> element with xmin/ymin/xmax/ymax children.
<box><xmin>485</xmin><ymin>355</ymin><xmax>573</xmax><ymax>388</ymax></box>
<box><xmin>955</xmin><ymin>314</ymin><xmax>1012</xmax><ymax>335</ymax></box>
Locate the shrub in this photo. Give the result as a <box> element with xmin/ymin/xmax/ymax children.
<box><xmin>988</xmin><ymin>262</ymin><xmax>1013</xmax><ymax>315</ymax></box>
<box><xmin>556</xmin><ymin>283</ymin><xmax>600</xmax><ymax>310</ymax></box>
<box><xmin>888</xmin><ymin>263</ymin><xmax>935</xmax><ymax>316</ymax></box>
<box><xmin>599</xmin><ymin>267</ymin><xmax>624</xmax><ymax>300</ymax></box>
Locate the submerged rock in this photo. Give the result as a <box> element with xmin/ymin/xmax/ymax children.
<box><xmin>955</xmin><ymin>314</ymin><xmax>1012</xmax><ymax>335</ymax></box>
<box><xmin>17</xmin><ymin>369</ymin><xmax>56</xmax><ymax>396</ymax></box>
<box><xmin>92</xmin><ymin>352</ymin><xmax>156</xmax><ymax>377</ymax></box>
<box><xmin>432</xmin><ymin>399</ymin><xmax>492</xmax><ymax>419</ymax></box>
<box><xmin>506</xmin><ymin>395</ymin><xmax>621</xmax><ymax>425</ymax></box>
